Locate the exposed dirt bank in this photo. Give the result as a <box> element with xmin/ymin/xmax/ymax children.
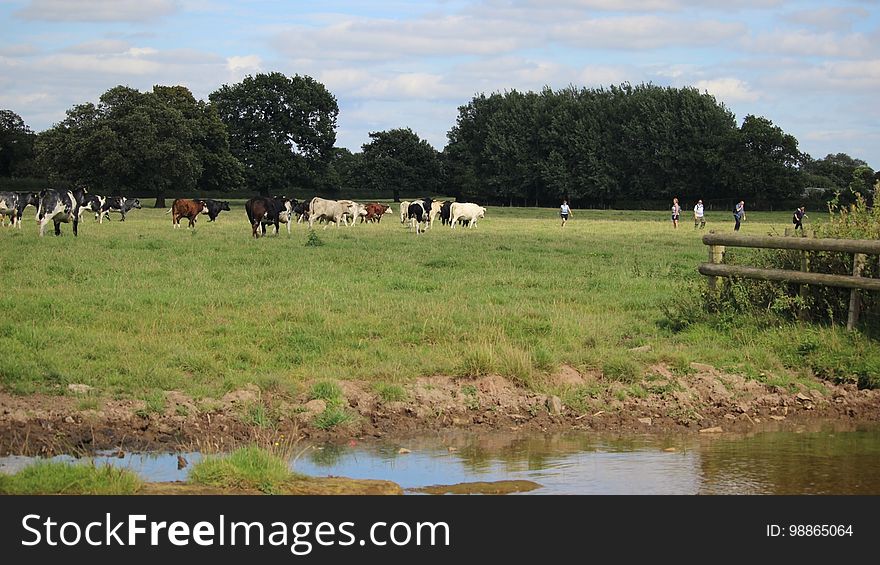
<box><xmin>2</xmin><ymin>363</ymin><xmax>878</xmax><ymax>456</ymax></box>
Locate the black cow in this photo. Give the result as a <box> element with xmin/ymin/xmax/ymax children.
<box><xmin>100</xmin><ymin>197</ymin><xmax>141</xmax><ymax>221</ymax></box>
<box><xmin>245</xmin><ymin>196</ymin><xmax>292</xmax><ymax>238</ymax></box>
<box><xmin>200</xmin><ymin>199</ymin><xmax>231</xmax><ymax>222</ymax></box>
<box><xmin>37</xmin><ymin>187</ymin><xmax>88</xmax><ymax>236</ymax></box>
<box><xmin>0</xmin><ymin>191</ymin><xmax>39</xmax><ymax>228</ymax></box>
<box><xmin>439</xmin><ymin>200</ymin><xmax>454</xmax><ymax>225</ymax></box>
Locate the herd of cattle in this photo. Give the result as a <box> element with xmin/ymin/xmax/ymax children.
<box><xmin>0</xmin><ymin>188</ymin><xmax>487</xmax><ymax>238</ymax></box>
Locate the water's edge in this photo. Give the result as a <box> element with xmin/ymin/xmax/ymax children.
<box><xmin>3</xmin><ymin>427</ymin><xmax>879</xmax><ymax>494</ymax></box>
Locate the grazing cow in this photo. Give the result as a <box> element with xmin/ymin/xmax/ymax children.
<box><xmin>245</xmin><ymin>195</ymin><xmax>291</xmax><ymax>238</ymax></box>
<box><xmin>0</xmin><ymin>192</ymin><xmax>39</xmax><ymax>228</ymax></box>
<box><xmin>450</xmin><ymin>202</ymin><xmax>486</xmax><ymax>229</ymax></box>
<box><xmin>200</xmin><ymin>199</ymin><xmax>231</xmax><ymax>222</ymax></box>
<box><xmin>363</xmin><ymin>202</ymin><xmax>393</xmax><ymax>223</ymax></box>
<box><xmin>101</xmin><ymin>197</ymin><xmax>141</xmax><ymax>221</ymax></box>
<box><xmin>406</xmin><ymin>200</ymin><xmax>430</xmax><ymax>234</ymax></box>
<box><xmin>399</xmin><ymin>201</ymin><xmax>411</xmax><ymax>224</ymax></box>
<box><xmin>293</xmin><ymin>199</ymin><xmax>310</xmax><ymax>224</ymax></box>
<box><xmin>36</xmin><ymin>187</ymin><xmax>88</xmax><ymax>236</ymax></box>
<box><xmin>308</xmin><ymin>197</ymin><xmax>348</xmax><ymax>229</ymax></box>
<box><xmin>167</xmin><ymin>198</ymin><xmax>206</xmax><ymax>228</ymax></box>
<box><xmin>78</xmin><ymin>194</ymin><xmax>106</xmax><ymax>222</ymax></box>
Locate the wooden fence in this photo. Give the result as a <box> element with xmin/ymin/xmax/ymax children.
<box><xmin>698</xmin><ymin>232</ymin><xmax>880</xmax><ymax>330</ymax></box>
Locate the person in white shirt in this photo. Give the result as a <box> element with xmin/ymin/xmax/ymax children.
<box><xmin>560</xmin><ymin>200</ymin><xmax>572</xmax><ymax>227</ymax></box>
<box><xmin>693</xmin><ymin>200</ymin><xmax>705</xmax><ymax>229</ymax></box>
<box><xmin>671</xmin><ymin>198</ymin><xmax>681</xmax><ymax>228</ymax></box>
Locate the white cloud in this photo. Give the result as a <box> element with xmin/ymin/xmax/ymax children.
<box><xmin>64</xmin><ymin>40</ymin><xmax>132</xmax><ymax>55</ymax></box>
<box><xmin>127</xmin><ymin>47</ymin><xmax>159</xmax><ymax>57</ymax></box>
<box><xmin>15</xmin><ymin>0</ymin><xmax>179</xmax><ymax>22</ymax></box>
<box><xmin>271</xmin><ymin>16</ymin><xmax>534</xmax><ymax>61</ymax></box>
<box><xmin>552</xmin><ymin>15</ymin><xmax>745</xmax><ymax>49</ymax></box>
<box><xmin>765</xmin><ymin>59</ymin><xmax>880</xmax><ymax>93</ymax></box>
<box><xmin>747</xmin><ymin>30</ymin><xmax>875</xmax><ymax>59</ymax></box>
<box><xmin>693</xmin><ymin>77</ymin><xmax>759</xmax><ymax>103</ymax></box>
<box><xmin>35</xmin><ymin>54</ymin><xmax>163</xmax><ymax>75</ymax></box>
<box><xmin>226</xmin><ymin>55</ymin><xmax>262</xmax><ymax>74</ymax></box>
<box><xmin>783</xmin><ymin>7</ymin><xmax>869</xmax><ymax>32</ymax></box>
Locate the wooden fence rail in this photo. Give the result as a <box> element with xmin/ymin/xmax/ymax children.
<box><xmin>698</xmin><ymin>232</ymin><xmax>878</xmax><ymax>330</ymax></box>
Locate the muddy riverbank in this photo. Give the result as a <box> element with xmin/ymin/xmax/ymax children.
<box><xmin>2</xmin><ymin>363</ymin><xmax>878</xmax><ymax>456</ymax></box>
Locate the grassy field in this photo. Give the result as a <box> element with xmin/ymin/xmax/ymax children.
<box><xmin>0</xmin><ymin>202</ymin><xmax>877</xmax><ymax>405</ymax></box>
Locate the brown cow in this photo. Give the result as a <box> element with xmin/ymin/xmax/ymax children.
<box><xmin>363</xmin><ymin>202</ymin><xmax>393</xmax><ymax>223</ymax></box>
<box><xmin>167</xmin><ymin>198</ymin><xmax>206</xmax><ymax>228</ymax></box>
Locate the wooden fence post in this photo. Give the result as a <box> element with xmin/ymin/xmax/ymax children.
<box><xmin>847</xmin><ymin>253</ymin><xmax>866</xmax><ymax>331</ymax></box>
<box><xmin>799</xmin><ymin>251</ymin><xmax>810</xmax><ymax>322</ymax></box>
<box><xmin>707</xmin><ymin>233</ymin><xmax>725</xmax><ymax>290</ymax></box>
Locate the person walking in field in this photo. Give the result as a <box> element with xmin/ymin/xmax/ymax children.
<box><xmin>733</xmin><ymin>200</ymin><xmax>745</xmax><ymax>231</ymax></box>
<box><xmin>671</xmin><ymin>198</ymin><xmax>681</xmax><ymax>228</ymax></box>
<box><xmin>560</xmin><ymin>200</ymin><xmax>572</xmax><ymax>227</ymax></box>
<box><xmin>792</xmin><ymin>206</ymin><xmax>807</xmax><ymax>232</ymax></box>
<box><xmin>693</xmin><ymin>199</ymin><xmax>705</xmax><ymax>229</ymax></box>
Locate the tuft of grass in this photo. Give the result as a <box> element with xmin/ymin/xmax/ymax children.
<box><xmin>0</xmin><ymin>461</ymin><xmax>142</xmax><ymax>494</ymax></box>
<box><xmin>142</xmin><ymin>390</ymin><xmax>166</xmax><ymax>414</ymax></box>
<box><xmin>188</xmin><ymin>445</ymin><xmax>301</xmax><ymax>494</ymax></box>
<box><xmin>313</xmin><ymin>406</ymin><xmax>351</xmax><ymax>430</ymax></box>
<box><xmin>602</xmin><ymin>355</ymin><xmax>643</xmax><ymax>384</ymax></box>
<box><xmin>242</xmin><ymin>402</ymin><xmax>276</xmax><ymax>429</ymax></box>
<box><xmin>373</xmin><ymin>382</ymin><xmax>406</xmax><ymax>402</ymax></box>
<box><xmin>77</xmin><ymin>398</ymin><xmax>99</xmax><ymax>411</ymax></box>
<box><xmin>309</xmin><ymin>380</ymin><xmax>343</xmax><ymax>402</ymax></box>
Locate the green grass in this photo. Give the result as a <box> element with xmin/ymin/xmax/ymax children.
<box><xmin>0</xmin><ymin>461</ymin><xmax>142</xmax><ymax>494</ymax></box>
<box><xmin>313</xmin><ymin>406</ymin><xmax>352</xmax><ymax>430</ymax></box>
<box><xmin>188</xmin><ymin>445</ymin><xmax>301</xmax><ymax>493</ymax></box>
<box><xmin>373</xmin><ymin>382</ymin><xmax>407</xmax><ymax>402</ymax></box>
<box><xmin>0</xmin><ymin>202</ymin><xmax>875</xmax><ymax>403</ymax></box>
<box><xmin>309</xmin><ymin>380</ymin><xmax>343</xmax><ymax>402</ymax></box>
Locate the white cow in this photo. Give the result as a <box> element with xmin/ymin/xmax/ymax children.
<box><xmin>449</xmin><ymin>202</ymin><xmax>486</xmax><ymax>229</ymax></box>
<box><xmin>308</xmin><ymin>197</ymin><xmax>347</xmax><ymax>229</ymax></box>
<box><xmin>399</xmin><ymin>201</ymin><xmax>411</xmax><ymax>224</ymax></box>
<box><xmin>427</xmin><ymin>200</ymin><xmax>444</xmax><ymax>230</ymax></box>
<box><xmin>338</xmin><ymin>200</ymin><xmax>367</xmax><ymax>227</ymax></box>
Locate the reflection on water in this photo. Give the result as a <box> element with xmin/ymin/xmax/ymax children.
<box><xmin>2</xmin><ymin>426</ymin><xmax>879</xmax><ymax>494</ymax></box>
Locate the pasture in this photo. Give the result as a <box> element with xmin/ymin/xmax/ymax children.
<box><xmin>0</xmin><ymin>202</ymin><xmax>876</xmax><ymax>408</ymax></box>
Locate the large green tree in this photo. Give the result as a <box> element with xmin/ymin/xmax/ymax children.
<box><xmin>444</xmin><ymin>84</ymin><xmax>808</xmax><ymax>208</ymax></box>
<box><xmin>209</xmin><ymin>72</ymin><xmax>338</xmax><ymax>196</ymax></box>
<box><xmin>734</xmin><ymin>115</ymin><xmax>804</xmax><ymax>206</ymax></box>
<box><xmin>36</xmin><ymin>85</ymin><xmax>242</xmax><ymax>207</ymax></box>
<box><xmin>361</xmin><ymin>128</ymin><xmax>441</xmax><ymax>202</ymax></box>
<box><xmin>0</xmin><ymin>109</ymin><xmax>38</xmax><ymax>178</ymax></box>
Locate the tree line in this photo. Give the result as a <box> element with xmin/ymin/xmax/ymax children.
<box><xmin>0</xmin><ymin>74</ymin><xmax>875</xmax><ymax>209</ymax></box>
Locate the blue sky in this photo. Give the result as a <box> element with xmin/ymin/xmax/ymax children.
<box><xmin>2</xmin><ymin>0</ymin><xmax>879</xmax><ymax>166</ymax></box>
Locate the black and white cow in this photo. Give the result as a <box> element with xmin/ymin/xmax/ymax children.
<box><xmin>406</xmin><ymin>198</ymin><xmax>432</xmax><ymax>234</ymax></box>
<box><xmin>0</xmin><ymin>192</ymin><xmax>39</xmax><ymax>228</ymax></box>
<box><xmin>79</xmin><ymin>194</ymin><xmax>107</xmax><ymax>222</ymax></box>
<box><xmin>200</xmin><ymin>199</ymin><xmax>231</xmax><ymax>222</ymax></box>
<box><xmin>100</xmin><ymin>197</ymin><xmax>141</xmax><ymax>221</ymax></box>
<box><xmin>36</xmin><ymin>187</ymin><xmax>88</xmax><ymax>236</ymax></box>
<box><xmin>293</xmin><ymin>199</ymin><xmax>310</xmax><ymax>224</ymax></box>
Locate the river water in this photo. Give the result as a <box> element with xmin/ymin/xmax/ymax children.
<box><xmin>2</xmin><ymin>426</ymin><xmax>879</xmax><ymax>494</ymax></box>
